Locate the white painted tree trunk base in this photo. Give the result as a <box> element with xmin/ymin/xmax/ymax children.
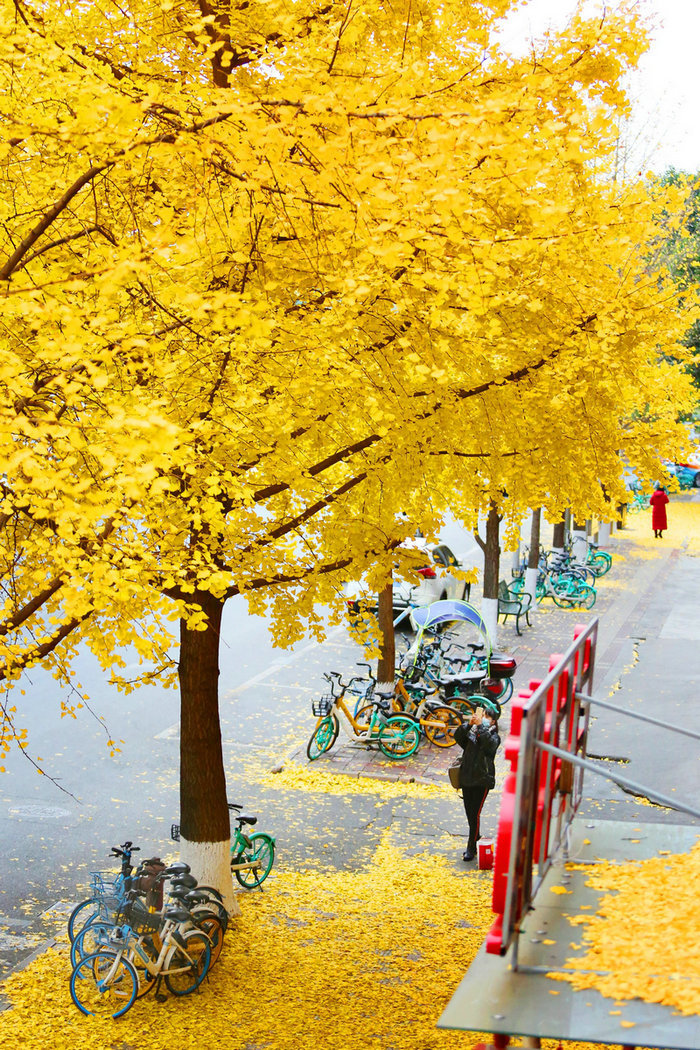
<box><xmin>598</xmin><ymin>521</ymin><xmax>612</xmax><ymax>547</ymax></box>
<box><xmin>481</xmin><ymin>596</ymin><xmax>498</xmax><ymax>648</ymax></box>
<box><xmin>572</xmin><ymin>530</ymin><xmax>588</xmax><ymax>565</ymax></box>
<box><xmin>180</xmin><ymin>836</ymin><xmax>241</xmax><ymax>918</ymax></box>
<box><xmin>523</xmin><ymin>567</ymin><xmax>539</xmax><ymax>614</ymax></box>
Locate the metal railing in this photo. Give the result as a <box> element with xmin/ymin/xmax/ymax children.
<box><xmin>496</xmin><ymin>617</ymin><xmax>700</xmax><ymax>968</ymax></box>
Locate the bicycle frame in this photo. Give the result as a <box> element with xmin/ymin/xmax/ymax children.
<box><xmin>229</xmin><ymin>825</ymin><xmax>266</xmax><ymax>874</ymax></box>
<box><xmin>110</xmin><ymin>917</ymin><xmax>207</xmax><ymax>979</ymax></box>
<box><xmin>334</xmin><ymin>693</ymin><xmax>385</xmax><ymax>739</ymax></box>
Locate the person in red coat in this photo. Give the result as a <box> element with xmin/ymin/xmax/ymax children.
<box><xmin>650</xmin><ymin>484</ymin><xmax>669</xmax><ymax>538</ymax></box>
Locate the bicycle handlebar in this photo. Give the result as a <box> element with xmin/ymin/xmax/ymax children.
<box><xmin>355</xmin><ymin>662</ymin><xmax>376</xmax><ymax>681</ymax></box>
<box><xmin>111</xmin><ymin>844</ymin><xmax>140</xmax><ymax>858</ymax></box>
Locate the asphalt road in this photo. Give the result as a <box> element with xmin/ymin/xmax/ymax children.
<box><xmin>0</xmin><ymin>593</ymin><xmax>328</xmax><ymax>973</ymax></box>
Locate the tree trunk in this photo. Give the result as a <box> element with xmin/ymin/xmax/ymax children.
<box><xmin>179</xmin><ymin>590</ymin><xmax>240</xmax><ymax>917</ymax></box>
<box><xmin>476</xmin><ymin>502</ymin><xmax>501</xmax><ymax>644</ymax></box>
<box><xmin>482</xmin><ymin>503</ymin><xmax>501</xmax><ymax>599</ymax></box>
<box><xmin>527</xmin><ymin>509</ymin><xmax>541</xmax><ymax>569</ymax></box>
<box><xmin>524</xmin><ymin>508</ymin><xmax>541</xmax><ymax>612</ymax></box>
<box><xmin>376</xmin><ymin>576</ymin><xmax>395</xmax><ymax>688</ymax></box>
<box><xmin>552</xmin><ymin>518</ymin><xmax>566</xmax><ymax>552</ymax></box>
<box><xmin>599</xmin><ymin>484</ymin><xmax>613</xmax><ymax>546</ymax></box>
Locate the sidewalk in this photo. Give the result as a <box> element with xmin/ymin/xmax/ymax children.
<box><xmin>282</xmin><ymin>495</ymin><xmax>700</xmax><ymax>807</ymax></box>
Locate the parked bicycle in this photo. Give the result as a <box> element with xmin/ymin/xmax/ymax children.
<box><xmin>71</xmin><ymin>859</ymin><xmax>226</xmax><ymax>975</ymax></box>
<box><xmin>306</xmin><ymin>672</ymin><xmax>421</xmax><ymax>760</ymax></box>
<box><xmin>69</xmin><ymin>882</ymin><xmax>212</xmax><ymax>1017</ymax></box>
<box><xmin>67</xmin><ymin>841</ymin><xmax>140</xmax><ymax>943</ymax></box>
<box><xmin>170</xmin><ymin>806</ymin><xmax>275</xmax><ymax>889</ymax></box>
<box><xmin>535</xmin><ymin>569</ymin><xmax>596</xmax><ymax>608</ymax></box>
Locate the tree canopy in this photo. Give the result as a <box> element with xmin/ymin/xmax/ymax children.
<box><xmin>655</xmin><ymin>168</ymin><xmax>700</xmax><ymax>393</ymax></box>
<box><xmin>0</xmin><ymin>0</ymin><xmax>696</xmax><ymax>881</ymax></box>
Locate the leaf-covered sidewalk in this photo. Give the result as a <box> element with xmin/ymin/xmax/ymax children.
<box><xmin>1</xmin><ymin>823</ymin><xmax>635</xmax><ymax>1050</ymax></box>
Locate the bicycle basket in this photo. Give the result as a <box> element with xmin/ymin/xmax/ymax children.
<box><xmin>170</xmin><ymin>823</ymin><xmax>181</xmax><ymax>842</ymax></box>
<box><xmin>117</xmin><ymin>900</ymin><xmax>162</xmax><ymax>935</ymax></box>
<box><xmin>311</xmin><ymin>695</ymin><xmax>333</xmax><ymax>718</ymax></box>
<box><xmin>89</xmin><ymin>871</ymin><xmax>119</xmax><ymax>897</ymax></box>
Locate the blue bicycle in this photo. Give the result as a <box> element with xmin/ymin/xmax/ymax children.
<box><xmin>67</xmin><ymin>841</ymin><xmax>139</xmax><ymax>943</ymax></box>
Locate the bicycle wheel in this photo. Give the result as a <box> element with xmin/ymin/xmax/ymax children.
<box><xmin>574</xmin><ymin>583</ymin><xmax>596</xmax><ymax>609</ymax></box>
<box><xmin>378</xmin><ymin>715</ymin><xmax>421</xmax><ymax>759</ymax></box>
<box><xmin>354</xmin><ymin>703</ymin><xmax>378</xmax><ymax>734</ymax></box>
<box><xmin>422</xmin><ymin>705</ymin><xmax>461</xmax><ymax>747</ymax></box>
<box><xmin>70</xmin><ymin>921</ymin><xmax>114</xmax><ymax>968</ymax></box>
<box><xmin>589</xmin><ymin>552</ymin><xmax>611</xmax><ymax>577</ymax></box>
<box><xmin>192</xmin><ymin>888</ymin><xmax>229</xmax><ymax>931</ymax></box>
<box><xmin>306</xmin><ymin>714</ymin><xmax>339</xmax><ymax>760</ymax></box>
<box><xmin>551</xmin><ymin>578</ymin><xmax>578</xmax><ymax>607</ymax></box>
<box><xmin>448</xmin><ymin>696</ymin><xmax>479</xmax><ymax>719</ymax></box>
<box><xmin>191</xmin><ymin>910</ymin><xmax>225</xmax><ymax>966</ymax></box>
<box><xmin>70</xmin><ymin>950</ymin><xmax>138</xmax><ymax>1018</ymax></box>
<box><xmin>127</xmin><ymin>938</ymin><xmax>159</xmax><ymax>999</ymax></box>
<box><xmin>164</xmin><ymin>930</ymin><xmax>211</xmax><ymax>996</ymax></box>
<box><xmin>68</xmin><ymin>897</ymin><xmax>105</xmax><ymax>943</ymax></box>
<box><xmin>233</xmin><ymin>832</ymin><xmax>275</xmax><ymax>888</ymax></box>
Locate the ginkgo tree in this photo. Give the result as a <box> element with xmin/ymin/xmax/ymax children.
<box><xmin>0</xmin><ymin>0</ymin><xmax>695</xmax><ymax>908</ymax></box>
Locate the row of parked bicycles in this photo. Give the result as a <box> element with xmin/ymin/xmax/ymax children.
<box><xmin>306</xmin><ymin>633</ymin><xmax>516</xmax><ymax>762</ymax></box>
<box><xmin>67</xmin><ymin>805</ymin><xmax>274</xmax><ymax>1018</ymax></box>
<box><xmin>306</xmin><ymin>538</ymin><xmax>614</xmax><ymax>762</ymax></box>
<box><xmin>510</xmin><ymin>539</ymin><xmax>612</xmax><ymax>610</ymax></box>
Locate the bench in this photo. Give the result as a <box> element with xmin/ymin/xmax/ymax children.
<box><xmin>497</xmin><ymin>579</ymin><xmax>532</xmax><ymax>636</ymax></box>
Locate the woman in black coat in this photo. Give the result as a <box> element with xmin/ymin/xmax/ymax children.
<box><xmin>453</xmin><ymin>698</ymin><xmax>501</xmax><ymax>861</ymax></box>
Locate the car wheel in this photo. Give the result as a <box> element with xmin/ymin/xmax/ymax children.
<box><xmin>694</xmin><ymin>472</ymin><xmax>700</xmax><ymax>488</ymax></box>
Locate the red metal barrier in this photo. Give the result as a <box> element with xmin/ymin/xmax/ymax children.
<box><xmin>487</xmin><ymin>621</ymin><xmax>597</xmax><ymax>958</ymax></box>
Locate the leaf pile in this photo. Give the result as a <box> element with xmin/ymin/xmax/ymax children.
<box><xmin>553</xmin><ymin>840</ymin><xmax>700</xmax><ymax>1015</ymax></box>
<box><xmin>256</xmin><ymin>759</ymin><xmax>452</xmax><ymax>800</ymax></box>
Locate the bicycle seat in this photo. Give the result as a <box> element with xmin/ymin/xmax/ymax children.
<box><xmin>183</xmin><ymin>890</ymin><xmax>211</xmax><ymax>904</ymax></box>
<box><xmin>164</xmin><ymin>862</ymin><xmax>191</xmax><ymax>876</ymax></box>
<box><xmin>374</xmin><ymin>689</ymin><xmax>394</xmax><ymax>702</ymax></box>
<box><xmin>170</xmin><ymin>873</ymin><xmax>198</xmax><ymax>889</ymax></box>
<box><xmin>439</xmin><ymin>671</ymin><xmax>483</xmax><ymax>686</ymax></box>
<box><xmin>404</xmin><ymin>683</ymin><xmax>431</xmax><ymax>696</ymax></box>
<box><xmin>168</xmin><ymin>887</ymin><xmax>191</xmax><ymax>901</ymax></box>
<box><xmin>236</xmin><ymin>815</ymin><xmax>258</xmax><ymax>827</ymax></box>
<box><xmin>163</xmin><ymin>906</ymin><xmax>192</xmax><ymax>923</ymax></box>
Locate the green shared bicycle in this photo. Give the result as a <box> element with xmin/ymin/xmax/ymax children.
<box><xmin>171</xmin><ymin>806</ymin><xmax>275</xmax><ymax>889</ymax></box>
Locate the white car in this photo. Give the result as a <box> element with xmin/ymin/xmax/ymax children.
<box><xmin>344</xmin><ymin>541</ymin><xmax>471</xmax><ymax>627</ymax></box>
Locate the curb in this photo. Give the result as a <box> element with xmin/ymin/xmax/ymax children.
<box><xmin>0</xmin><ymin>937</ymin><xmax>59</xmax><ymax>1012</ymax></box>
